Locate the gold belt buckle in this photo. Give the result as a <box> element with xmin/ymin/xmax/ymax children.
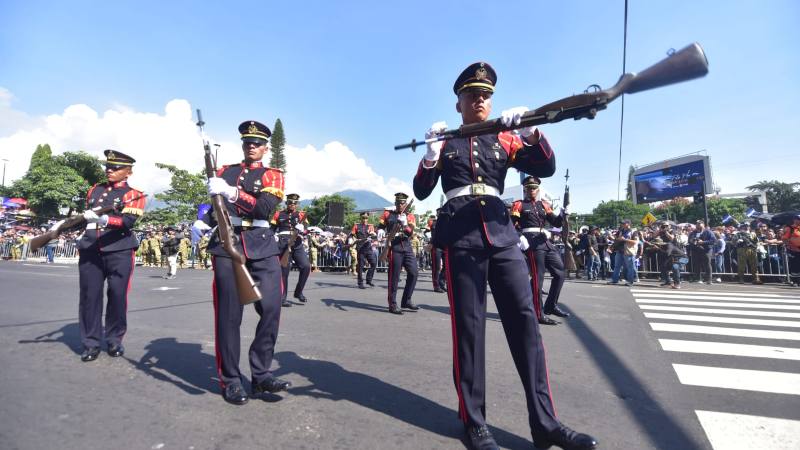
<box><xmin>471</xmin><ymin>183</ymin><xmax>487</xmax><ymax>195</ymax></box>
<box><xmin>241</xmin><ymin>219</ymin><xmax>253</xmax><ymax>227</ymax></box>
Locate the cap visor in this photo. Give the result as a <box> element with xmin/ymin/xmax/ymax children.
<box><xmin>242</xmin><ymin>137</ymin><xmax>268</xmax><ymax>145</ymax></box>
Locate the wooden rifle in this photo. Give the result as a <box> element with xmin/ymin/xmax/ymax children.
<box><xmin>28</xmin><ymin>194</ymin><xmax>147</xmax><ymax>252</ymax></box>
<box><xmin>561</xmin><ymin>169</ymin><xmax>577</xmax><ymax>271</ymax></box>
<box><xmin>379</xmin><ymin>199</ymin><xmax>414</xmax><ymax>263</ymax></box>
<box><xmin>396</xmin><ymin>43</ymin><xmax>708</xmax><ymax>150</ymax></box>
<box><xmin>279</xmin><ymin>223</ymin><xmax>300</xmax><ymax>268</ymax></box>
<box><xmin>197</xmin><ymin>109</ymin><xmax>261</xmax><ymax>305</ymax></box>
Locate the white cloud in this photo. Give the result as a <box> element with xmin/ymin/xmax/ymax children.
<box><xmin>284</xmin><ymin>141</ymin><xmax>411</xmax><ymax>204</ymax></box>
<box><xmin>0</xmin><ymin>89</ymin><xmax>412</xmax><ymax>209</ymax></box>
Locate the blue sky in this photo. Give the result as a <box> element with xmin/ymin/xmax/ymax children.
<box><xmin>1</xmin><ymin>1</ymin><xmax>798</xmax><ymax>214</ymax></box>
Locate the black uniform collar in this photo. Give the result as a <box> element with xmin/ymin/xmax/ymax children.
<box><xmin>242</xmin><ymin>161</ymin><xmax>264</xmax><ymax>169</ymax></box>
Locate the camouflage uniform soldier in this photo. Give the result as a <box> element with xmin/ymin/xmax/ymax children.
<box><xmin>11</xmin><ymin>234</ymin><xmax>24</xmax><ymax>260</ymax></box>
<box><xmin>734</xmin><ymin>222</ymin><xmax>762</xmax><ymax>284</ymax></box>
<box><xmin>178</xmin><ymin>235</ymin><xmax>191</xmax><ymax>268</ymax></box>
<box><xmin>140</xmin><ymin>233</ymin><xmax>151</xmax><ymax>266</ymax></box>
<box><xmin>149</xmin><ymin>233</ymin><xmax>162</xmax><ymax>267</ymax></box>
<box><xmin>349</xmin><ymin>241</ymin><xmax>358</xmax><ymax>275</ymax></box>
<box><xmin>309</xmin><ymin>232</ymin><xmax>323</xmax><ymax>272</ymax></box>
<box><xmin>198</xmin><ymin>234</ymin><xmax>210</xmax><ymax>269</ymax></box>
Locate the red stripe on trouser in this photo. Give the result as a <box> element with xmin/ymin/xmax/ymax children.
<box><xmin>527</xmin><ymin>249</ymin><xmax>542</xmax><ymax>320</ymax></box>
<box><xmin>542</xmin><ymin>342</ymin><xmax>558</xmax><ymax>417</ymax></box>
<box><xmin>386</xmin><ymin>248</ymin><xmax>393</xmax><ymax>306</ymax></box>
<box><xmin>443</xmin><ymin>248</ymin><xmax>468</xmax><ymax>423</ymax></box>
<box><xmin>121</xmin><ymin>249</ymin><xmax>136</xmax><ymax>341</ymax></box>
<box><xmin>211</xmin><ymin>257</ymin><xmax>225</xmax><ymax>389</ymax></box>
<box><xmin>431</xmin><ymin>248</ymin><xmax>437</xmax><ymax>289</ymax></box>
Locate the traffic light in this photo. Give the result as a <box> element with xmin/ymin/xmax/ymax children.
<box><xmin>693</xmin><ymin>192</ymin><xmax>706</xmax><ymax>205</ymax></box>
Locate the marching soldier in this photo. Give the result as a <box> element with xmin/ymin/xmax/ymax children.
<box><xmin>204</xmin><ymin>120</ymin><xmax>290</xmax><ymax>405</ymax></box>
<box><xmin>378</xmin><ymin>193</ymin><xmax>419</xmax><ymax>314</ymax></box>
<box><xmin>272</xmin><ymin>193</ymin><xmax>311</xmax><ymax>306</ymax></box>
<box><xmin>350</xmin><ymin>212</ymin><xmax>377</xmax><ymax>289</ymax></box>
<box><xmin>412</xmin><ymin>62</ymin><xmax>596</xmax><ymax>449</ymax></box>
<box><xmin>76</xmin><ymin>149</ymin><xmax>146</xmax><ymax>362</ymax></box>
<box><xmin>427</xmin><ymin>214</ymin><xmax>447</xmax><ymax>293</ymax></box>
<box><xmin>511</xmin><ymin>176</ymin><xmax>568</xmax><ymax>326</ymax></box>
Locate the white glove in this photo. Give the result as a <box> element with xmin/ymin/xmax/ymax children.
<box><xmin>294</xmin><ymin>223</ymin><xmax>305</xmax><ymax>232</ymax></box>
<box><xmin>49</xmin><ymin>220</ymin><xmax>65</xmax><ymax>231</ymax></box>
<box><xmin>83</xmin><ymin>210</ymin><xmax>101</xmax><ymax>223</ymax></box>
<box><xmin>98</xmin><ymin>214</ymin><xmax>109</xmax><ymax>227</ymax></box>
<box><xmin>562</xmin><ymin>206</ymin><xmax>569</xmax><ymax>216</ymax></box>
<box><xmin>398</xmin><ymin>214</ymin><xmax>408</xmax><ymax>225</ymax></box>
<box><xmin>518</xmin><ymin>235</ymin><xmax>530</xmax><ymax>251</ymax></box>
<box><xmin>207</xmin><ymin>177</ymin><xmax>239</xmax><ymax>202</ymax></box>
<box><xmin>500</xmin><ymin>106</ymin><xmax>537</xmax><ymax>138</ymax></box>
<box><xmin>424</xmin><ymin>121</ymin><xmax>448</xmax><ymax>161</ymax></box>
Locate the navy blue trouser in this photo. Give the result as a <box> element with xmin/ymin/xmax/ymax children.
<box><xmin>78</xmin><ymin>249</ymin><xmax>135</xmax><ymax>349</ymax></box>
<box><xmin>357</xmin><ymin>245</ymin><xmax>377</xmax><ymax>285</ymax></box>
<box><xmin>443</xmin><ymin>245</ymin><xmax>559</xmax><ymax>436</ymax></box>
<box><xmin>524</xmin><ymin>242</ymin><xmax>566</xmax><ymax>316</ymax></box>
<box><xmin>212</xmin><ymin>255</ymin><xmax>282</xmax><ymax>388</ymax></box>
<box><xmin>279</xmin><ymin>240</ymin><xmax>311</xmax><ymax>300</ymax></box>
<box><xmin>387</xmin><ymin>246</ymin><xmax>418</xmax><ymax>307</ymax></box>
<box><xmin>430</xmin><ymin>247</ymin><xmax>447</xmax><ymax>290</ymax></box>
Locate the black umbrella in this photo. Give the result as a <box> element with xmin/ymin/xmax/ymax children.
<box><xmin>770</xmin><ymin>211</ymin><xmax>800</xmax><ymax>226</ymax></box>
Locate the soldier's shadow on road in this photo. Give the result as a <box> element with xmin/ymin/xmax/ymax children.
<box><xmin>418</xmin><ymin>304</ymin><xmax>501</xmax><ymax>323</ymax></box>
<box><xmin>17</xmin><ymin>322</ymin><xmax>82</xmax><ymax>355</ymax></box>
<box><xmin>124</xmin><ymin>337</ymin><xmax>217</xmax><ymax>395</ymax></box>
<box><xmin>561</xmin><ymin>304</ymin><xmax>703</xmax><ymax>449</ymax></box>
<box><xmin>320</xmin><ymin>298</ymin><xmax>390</xmax><ymax>313</ymax></box>
<box><xmin>273</xmin><ymin>351</ymin><xmax>532</xmax><ymax>450</ymax></box>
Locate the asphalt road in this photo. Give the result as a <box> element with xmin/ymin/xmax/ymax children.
<box><xmin>1</xmin><ymin>261</ymin><xmax>798</xmax><ymax>450</ymax></box>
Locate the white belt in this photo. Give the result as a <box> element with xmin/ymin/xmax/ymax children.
<box><xmin>230</xmin><ymin>217</ymin><xmax>269</xmax><ymax>227</ymax></box>
<box><xmin>85</xmin><ymin>223</ymin><xmax>101</xmax><ymax>230</ymax></box>
<box><xmin>522</xmin><ymin>227</ymin><xmax>551</xmax><ymax>238</ymax></box>
<box><xmin>445</xmin><ymin>183</ymin><xmax>500</xmax><ymax>201</ymax></box>
<box><xmin>277</xmin><ymin>231</ymin><xmax>293</xmax><ymax>235</ymax></box>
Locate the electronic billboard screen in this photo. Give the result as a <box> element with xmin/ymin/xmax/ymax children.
<box><xmin>633</xmin><ymin>158</ymin><xmax>708</xmax><ymax>204</ymax></box>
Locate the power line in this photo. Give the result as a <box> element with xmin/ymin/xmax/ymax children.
<box><xmin>616</xmin><ymin>0</ymin><xmax>629</xmax><ymax>201</ymax></box>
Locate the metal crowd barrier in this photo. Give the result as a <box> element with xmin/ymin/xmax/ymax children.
<box><xmin>634</xmin><ymin>243</ymin><xmax>791</xmax><ymax>283</ymax></box>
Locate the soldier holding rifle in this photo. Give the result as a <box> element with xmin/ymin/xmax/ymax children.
<box><xmin>204</xmin><ymin>119</ymin><xmax>291</xmax><ymax>405</ymax></box>
<box><xmin>350</xmin><ymin>211</ymin><xmax>377</xmax><ymax>289</ymax></box>
<box><xmin>76</xmin><ymin>150</ymin><xmax>146</xmax><ymax>362</ymax></box>
<box><xmin>378</xmin><ymin>193</ymin><xmax>419</xmax><ymax>315</ymax></box>
<box><xmin>511</xmin><ymin>176</ymin><xmax>568</xmax><ymax>326</ymax></box>
<box><xmin>272</xmin><ymin>193</ymin><xmax>311</xmax><ymax>306</ymax></box>
<box><xmin>412</xmin><ymin>63</ymin><xmax>596</xmax><ymax>450</ymax></box>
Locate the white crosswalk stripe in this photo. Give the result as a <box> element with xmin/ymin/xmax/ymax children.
<box><xmin>632</xmin><ymin>288</ymin><xmax>800</xmax><ymax>449</ymax></box>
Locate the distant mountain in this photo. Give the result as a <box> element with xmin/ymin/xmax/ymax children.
<box><xmin>297</xmin><ymin>189</ymin><xmax>392</xmax><ymax>211</ymax></box>
<box><xmin>337</xmin><ymin>189</ymin><xmax>392</xmax><ymax>211</ymax></box>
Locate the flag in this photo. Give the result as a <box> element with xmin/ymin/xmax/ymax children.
<box><xmin>745</xmin><ymin>208</ymin><xmax>757</xmax><ymax>218</ymax></box>
<box><xmin>641</xmin><ymin>212</ymin><xmax>657</xmax><ymax>226</ymax></box>
<box><xmin>721</xmin><ymin>214</ymin><xmax>733</xmax><ymax>224</ymax></box>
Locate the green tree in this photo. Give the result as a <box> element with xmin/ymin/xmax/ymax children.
<box><xmin>146</xmin><ymin>163</ymin><xmax>207</xmax><ymax>225</ymax></box>
<box><xmin>303</xmin><ymin>194</ymin><xmax>357</xmax><ymax>227</ymax></box>
<box><xmin>269</xmin><ymin>118</ymin><xmax>287</xmax><ymax>172</ymax></box>
<box><xmin>654</xmin><ymin>197</ymin><xmax>692</xmax><ymax>222</ymax></box>
<box><xmin>55</xmin><ymin>151</ymin><xmax>104</xmax><ymax>186</ymax></box>
<box><xmin>702</xmin><ymin>197</ymin><xmax>747</xmax><ymax>226</ymax></box>
<box><xmin>625</xmin><ymin>165</ymin><xmax>635</xmax><ymax>201</ymax></box>
<box><xmin>746</xmin><ymin>180</ymin><xmax>800</xmax><ymax>212</ymax></box>
<box><xmin>582</xmin><ymin>200</ymin><xmax>651</xmax><ymax>228</ymax></box>
<box><xmin>10</xmin><ymin>144</ymin><xmax>88</xmax><ymax>217</ymax></box>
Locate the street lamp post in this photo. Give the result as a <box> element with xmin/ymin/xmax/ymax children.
<box><xmin>1</xmin><ymin>158</ymin><xmax>8</xmax><ymax>187</ymax></box>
